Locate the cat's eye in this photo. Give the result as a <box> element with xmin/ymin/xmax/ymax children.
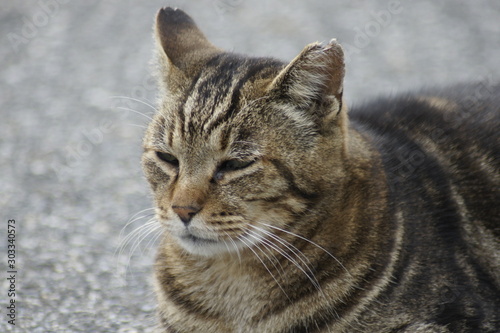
<box><xmin>220</xmin><ymin>159</ymin><xmax>255</xmax><ymax>172</ymax></box>
<box><xmin>214</xmin><ymin>159</ymin><xmax>255</xmax><ymax>182</ymax></box>
<box><xmin>156</xmin><ymin>151</ymin><xmax>179</xmax><ymax>167</ymax></box>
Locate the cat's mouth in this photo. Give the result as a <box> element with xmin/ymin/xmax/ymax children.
<box><xmin>175</xmin><ymin>231</ymin><xmax>231</xmax><ymax>256</ymax></box>
<box><xmin>180</xmin><ymin>234</ymin><xmax>218</xmax><ymax>245</ymax></box>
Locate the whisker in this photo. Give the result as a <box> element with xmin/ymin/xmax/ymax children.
<box><xmin>127</xmin><ymin>207</ymin><xmax>156</xmax><ymax>221</ymax></box>
<box><xmin>118</xmin><ymin>219</ymin><xmax>157</xmax><ymax>260</ymax></box>
<box><xmin>115</xmin><ymin>106</ymin><xmax>155</xmax><ymax>122</ymax></box>
<box><xmin>117</xmin><ymin>219</ymin><xmax>154</xmax><ymax>258</ymax></box>
<box><xmin>237</xmin><ymin>234</ymin><xmax>291</xmax><ymax>301</ymax></box>
<box><xmin>244</xmin><ymin>229</ymin><xmax>288</xmax><ymax>281</ymax></box>
<box><xmin>220</xmin><ymin>234</ymin><xmax>233</xmax><ymax>257</ymax></box>
<box><xmin>248</xmin><ymin>225</ymin><xmax>322</xmax><ymax>292</ymax></box>
<box><xmin>125</xmin><ymin>123</ymin><xmax>148</xmax><ymax>129</ymax></box>
<box><xmin>129</xmin><ymin>221</ymin><xmax>162</xmax><ymax>257</ymax></box>
<box><xmin>144</xmin><ymin>224</ymin><xmax>164</xmax><ymax>251</ymax></box>
<box><xmin>113</xmin><ymin>105</ymin><xmax>168</xmax><ymax>133</ymax></box>
<box><xmin>110</xmin><ymin>95</ymin><xmax>158</xmax><ymax>112</ymax></box>
<box><xmin>250</xmin><ymin>224</ymin><xmax>314</xmax><ymax>268</ymax></box>
<box><xmin>222</xmin><ymin>231</ymin><xmax>242</xmax><ymax>265</ymax></box>
<box><xmin>125</xmin><ymin>223</ymin><xmax>162</xmax><ymax>273</ymax></box>
<box><xmin>247</xmin><ymin>228</ymin><xmax>322</xmax><ymax>292</ymax></box>
<box><xmin>259</xmin><ymin>222</ymin><xmax>351</xmax><ymax>277</ymax></box>
<box><xmin>119</xmin><ymin>208</ymin><xmax>156</xmax><ymax>239</ymax></box>
<box><xmin>115</xmin><ymin>219</ymin><xmax>160</xmax><ymax>276</ymax></box>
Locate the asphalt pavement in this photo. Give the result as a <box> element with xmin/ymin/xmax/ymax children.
<box><xmin>1</xmin><ymin>1</ymin><xmax>499</xmax><ymax>332</ymax></box>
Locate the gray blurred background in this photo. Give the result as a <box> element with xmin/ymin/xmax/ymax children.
<box><xmin>1</xmin><ymin>0</ymin><xmax>499</xmax><ymax>332</ymax></box>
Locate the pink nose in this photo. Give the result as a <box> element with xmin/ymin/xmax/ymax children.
<box><xmin>172</xmin><ymin>205</ymin><xmax>201</xmax><ymax>225</ymax></box>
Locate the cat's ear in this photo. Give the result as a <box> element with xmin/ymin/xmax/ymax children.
<box><xmin>269</xmin><ymin>40</ymin><xmax>345</xmax><ymax>123</ymax></box>
<box><xmin>154</xmin><ymin>8</ymin><xmax>220</xmax><ymax>92</ymax></box>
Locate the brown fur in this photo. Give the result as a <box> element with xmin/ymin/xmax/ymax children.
<box><xmin>141</xmin><ymin>7</ymin><xmax>500</xmax><ymax>333</ymax></box>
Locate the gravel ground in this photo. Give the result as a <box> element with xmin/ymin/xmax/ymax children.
<box><xmin>1</xmin><ymin>1</ymin><xmax>499</xmax><ymax>332</ymax></box>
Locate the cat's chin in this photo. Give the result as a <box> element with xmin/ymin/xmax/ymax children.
<box><xmin>176</xmin><ymin>234</ymin><xmax>238</xmax><ymax>257</ymax></box>
<box><xmin>174</xmin><ymin>231</ymin><xmax>264</xmax><ymax>257</ymax></box>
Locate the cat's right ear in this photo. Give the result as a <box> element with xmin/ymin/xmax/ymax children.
<box><xmin>268</xmin><ymin>40</ymin><xmax>346</xmax><ymax>129</ymax></box>
<box><xmin>154</xmin><ymin>7</ymin><xmax>220</xmax><ymax>93</ymax></box>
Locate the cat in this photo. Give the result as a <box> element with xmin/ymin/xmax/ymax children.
<box><xmin>141</xmin><ymin>7</ymin><xmax>500</xmax><ymax>333</ymax></box>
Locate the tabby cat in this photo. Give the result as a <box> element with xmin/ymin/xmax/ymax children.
<box><xmin>141</xmin><ymin>7</ymin><xmax>500</xmax><ymax>333</ymax></box>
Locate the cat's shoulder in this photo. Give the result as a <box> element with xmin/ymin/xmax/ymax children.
<box><xmin>349</xmin><ymin>81</ymin><xmax>499</xmax><ymax>138</ymax></box>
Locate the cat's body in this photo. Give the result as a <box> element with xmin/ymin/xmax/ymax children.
<box><xmin>142</xmin><ymin>8</ymin><xmax>500</xmax><ymax>333</ymax></box>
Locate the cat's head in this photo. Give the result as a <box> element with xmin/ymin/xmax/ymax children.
<box><xmin>142</xmin><ymin>7</ymin><xmax>347</xmax><ymax>256</ymax></box>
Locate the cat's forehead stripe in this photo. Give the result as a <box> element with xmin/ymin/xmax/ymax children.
<box><xmin>203</xmin><ymin>61</ymin><xmax>273</xmax><ymax>136</ymax></box>
<box><xmin>177</xmin><ymin>55</ymin><xmax>279</xmax><ymax>144</ymax></box>
<box><xmin>175</xmin><ymin>69</ymin><xmax>203</xmax><ymax>140</ymax></box>
<box><xmin>218</xmin><ymin>124</ymin><xmax>231</xmax><ymax>152</ymax></box>
<box><xmin>177</xmin><ymin>56</ymin><xmax>238</xmax><ymax>142</ymax></box>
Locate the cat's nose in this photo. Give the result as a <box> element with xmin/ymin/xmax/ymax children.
<box><xmin>172</xmin><ymin>205</ymin><xmax>201</xmax><ymax>225</ymax></box>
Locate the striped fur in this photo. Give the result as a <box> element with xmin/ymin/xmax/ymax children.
<box><xmin>141</xmin><ymin>7</ymin><xmax>500</xmax><ymax>333</ymax></box>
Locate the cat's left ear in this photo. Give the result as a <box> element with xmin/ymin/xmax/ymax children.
<box><xmin>154</xmin><ymin>7</ymin><xmax>220</xmax><ymax>94</ymax></box>
<box><xmin>269</xmin><ymin>40</ymin><xmax>345</xmax><ymax>123</ymax></box>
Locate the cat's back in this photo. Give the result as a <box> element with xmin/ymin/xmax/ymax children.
<box><xmin>350</xmin><ymin>81</ymin><xmax>499</xmax><ymax>261</ymax></box>
<box><xmin>349</xmin><ymin>82</ymin><xmax>500</xmax><ymax>331</ymax></box>
<box><xmin>350</xmin><ymin>81</ymin><xmax>499</xmax><ymax>154</ymax></box>
<box><xmin>350</xmin><ymin>81</ymin><xmax>499</xmax><ymax>200</ymax></box>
